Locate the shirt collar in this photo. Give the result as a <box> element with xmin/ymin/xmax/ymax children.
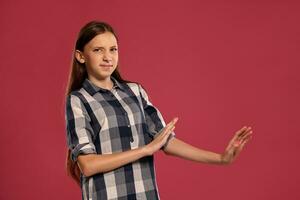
<box><xmin>82</xmin><ymin>76</ymin><xmax>126</xmax><ymax>96</ymax></box>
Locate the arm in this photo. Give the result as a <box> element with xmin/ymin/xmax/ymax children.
<box><xmin>137</xmin><ymin>84</ymin><xmax>219</xmax><ymax>163</ymax></box>
<box><xmin>78</xmin><ymin>119</ymin><xmax>177</xmax><ymax>177</ymax></box>
<box><xmin>163</xmin><ymin>126</ymin><xmax>253</xmax><ymax>165</ymax></box>
<box><xmin>66</xmin><ymin>94</ymin><xmax>150</xmax><ymax>177</ymax></box>
<box><xmin>77</xmin><ymin>147</ymin><xmax>148</xmax><ymax>177</ymax></box>
<box><xmin>66</xmin><ymin>94</ymin><xmax>175</xmax><ymax>177</ymax></box>
<box><xmin>138</xmin><ymin>84</ymin><xmax>176</xmax><ymax>149</ymax></box>
<box><xmin>163</xmin><ymin>137</ymin><xmax>224</xmax><ymax>165</ymax></box>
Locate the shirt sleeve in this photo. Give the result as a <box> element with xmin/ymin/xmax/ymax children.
<box><xmin>138</xmin><ymin>84</ymin><xmax>176</xmax><ymax>150</ymax></box>
<box><xmin>65</xmin><ymin>94</ymin><xmax>97</xmax><ymax>162</ymax></box>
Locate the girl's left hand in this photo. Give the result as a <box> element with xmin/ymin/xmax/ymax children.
<box><xmin>221</xmin><ymin>126</ymin><xmax>253</xmax><ymax>165</ymax></box>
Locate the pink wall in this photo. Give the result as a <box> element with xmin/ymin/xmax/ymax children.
<box><xmin>1</xmin><ymin>0</ymin><xmax>299</xmax><ymax>199</ymax></box>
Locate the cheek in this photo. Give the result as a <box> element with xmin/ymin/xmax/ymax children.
<box><xmin>113</xmin><ymin>55</ymin><xmax>119</xmax><ymax>62</ymax></box>
<box><xmin>87</xmin><ymin>54</ymin><xmax>101</xmax><ymax>63</ymax></box>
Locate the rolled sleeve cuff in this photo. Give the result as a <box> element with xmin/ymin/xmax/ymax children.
<box><xmin>71</xmin><ymin>143</ymin><xmax>96</xmax><ymax>162</ymax></box>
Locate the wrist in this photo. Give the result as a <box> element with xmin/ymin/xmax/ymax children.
<box><xmin>220</xmin><ymin>154</ymin><xmax>225</xmax><ymax>165</ymax></box>
<box><xmin>140</xmin><ymin>145</ymin><xmax>152</xmax><ymax>157</ymax></box>
<box><xmin>220</xmin><ymin>153</ymin><xmax>230</xmax><ymax>165</ymax></box>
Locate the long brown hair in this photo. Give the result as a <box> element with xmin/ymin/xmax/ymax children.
<box><xmin>65</xmin><ymin>21</ymin><xmax>137</xmax><ymax>186</ymax></box>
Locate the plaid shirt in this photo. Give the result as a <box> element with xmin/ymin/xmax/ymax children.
<box><xmin>65</xmin><ymin>76</ymin><xmax>175</xmax><ymax>200</ymax></box>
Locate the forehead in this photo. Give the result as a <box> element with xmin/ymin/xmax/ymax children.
<box><xmin>86</xmin><ymin>32</ymin><xmax>118</xmax><ymax>48</ymax></box>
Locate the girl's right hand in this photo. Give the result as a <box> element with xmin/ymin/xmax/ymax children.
<box><xmin>144</xmin><ymin>117</ymin><xmax>179</xmax><ymax>156</ymax></box>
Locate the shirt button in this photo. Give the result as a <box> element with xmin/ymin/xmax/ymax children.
<box><xmin>127</xmin><ymin>124</ymin><xmax>130</xmax><ymax>127</ymax></box>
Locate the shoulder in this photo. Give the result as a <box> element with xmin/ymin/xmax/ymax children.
<box><xmin>65</xmin><ymin>92</ymin><xmax>83</xmax><ymax>108</ymax></box>
<box><xmin>124</xmin><ymin>82</ymin><xmax>146</xmax><ymax>91</ymax></box>
<box><xmin>127</xmin><ymin>81</ymin><xmax>148</xmax><ymax>91</ymax></box>
<box><xmin>67</xmin><ymin>86</ymin><xmax>95</xmax><ymax>103</ymax></box>
<box><xmin>124</xmin><ymin>82</ymin><xmax>140</xmax><ymax>97</ymax></box>
<box><xmin>66</xmin><ymin>88</ymin><xmax>90</xmax><ymax>107</ymax></box>
<box><xmin>125</xmin><ymin>82</ymin><xmax>139</xmax><ymax>88</ymax></box>
<box><xmin>66</xmin><ymin>90</ymin><xmax>81</xmax><ymax>101</ymax></box>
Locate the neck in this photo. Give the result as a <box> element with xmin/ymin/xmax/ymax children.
<box><xmin>88</xmin><ymin>75</ymin><xmax>114</xmax><ymax>90</ymax></box>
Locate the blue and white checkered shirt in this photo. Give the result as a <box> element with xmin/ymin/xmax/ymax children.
<box><xmin>65</xmin><ymin>76</ymin><xmax>175</xmax><ymax>200</ymax></box>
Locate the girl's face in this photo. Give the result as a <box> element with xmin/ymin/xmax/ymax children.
<box><xmin>76</xmin><ymin>32</ymin><xmax>119</xmax><ymax>80</ymax></box>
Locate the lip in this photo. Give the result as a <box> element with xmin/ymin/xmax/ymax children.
<box><xmin>100</xmin><ymin>64</ymin><xmax>113</xmax><ymax>67</ymax></box>
<box><xmin>100</xmin><ymin>65</ymin><xmax>112</xmax><ymax>67</ymax></box>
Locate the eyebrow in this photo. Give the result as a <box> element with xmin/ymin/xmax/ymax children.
<box><xmin>92</xmin><ymin>45</ymin><xmax>118</xmax><ymax>48</ymax></box>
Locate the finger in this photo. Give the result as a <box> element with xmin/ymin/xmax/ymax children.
<box><xmin>239</xmin><ymin>131</ymin><xmax>252</xmax><ymax>142</ymax></box>
<box><xmin>164</xmin><ymin>127</ymin><xmax>175</xmax><ymax>138</ymax></box>
<box><xmin>234</xmin><ymin>131</ymin><xmax>252</xmax><ymax>147</ymax></box>
<box><xmin>228</xmin><ymin>127</ymin><xmax>247</xmax><ymax>146</ymax></box>
<box><xmin>233</xmin><ymin>131</ymin><xmax>251</xmax><ymax>147</ymax></box>
<box><xmin>234</xmin><ymin>138</ymin><xmax>247</xmax><ymax>152</ymax></box>
<box><xmin>240</xmin><ymin>139</ymin><xmax>249</xmax><ymax>148</ymax></box>
<box><xmin>157</xmin><ymin>127</ymin><xmax>170</xmax><ymax>139</ymax></box>
<box><xmin>233</xmin><ymin>127</ymin><xmax>252</xmax><ymax>144</ymax></box>
<box><xmin>165</xmin><ymin>118</ymin><xmax>178</xmax><ymax>131</ymax></box>
<box><xmin>171</xmin><ymin>117</ymin><xmax>179</xmax><ymax>125</ymax></box>
<box><xmin>165</xmin><ymin>122</ymin><xmax>174</xmax><ymax>130</ymax></box>
<box><xmin>234</xmin><ymin>134</ymin><xmax>252</xmax><ymax>152</ymax></box>
<box><xmin>168</xmin><ymin>118</ymin><xmax>178</xmax><ymax>128</ymax></box>
<box><xmin>164</xmin><ymin>125</ymin><xmax>175</xmax><ymax>134</ymax></box>
<box><xmin>236</xmin><ymin>126</ymin><xmax>251</xmax><ymax>138</ymax></box>
<box><xmin>241</xmin><ymin>127</ymin><xmax>252</xmax><ymax>137</ymax></box>
<box><xmin>160</xmin><ymin>123</ymin><xmax>176</xmax><ymax>138</ymax></box>
<box><xmin>237</xmin><ymin>139</ymin><xmax>249</xmax><ymax>151</ymax></box>
<box><xmin>166</xmin><ymin>123</ymin><xmax>175</xmax><ymax>133</ymax></box>
<box><xmin>160</xmin><ymin>126</ymin><xmax>175</xmax><ymax>144</ymax></box>
<box><xmin>172</xmin><ymin>117</ymin><xmax>179</xmax><ymax>123</ymax></box>
<box><xmin>228</xmin><ymin>132</ymin><xmax>244</xmax><ymax>149</ymax></box>
<box><xmin>170</xmin><ymin>126</ymin><xmax>175</xmax><ymax>132</ymax></box>
<box><xmin>162</xmin><ymin>121</ymin><xmax>174</xmax><ymax>132</ymax></box>
<box><xmin>235</xmin><ymin>131</ymin><xmax>252</xmax><ymax>146</ymax></box>
<box><xmin>240</xmin><ymin>131</ymin><xmax>253</xmax><ymax>143</ymax></box>
<box><xmin>241</xmin><ymin>133</ymin><xmax>252</xmax><ymax>146</ymax></box>
<box><xmin>224</xmin><ymin>126</ymin><xmax>252</xmax><ymax>151</ymax></box>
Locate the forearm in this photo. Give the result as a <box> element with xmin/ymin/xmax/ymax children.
<box><xmin>164</xmin><ymin>138</ymin><xmax>225</xmax><ymax>165</ymax></box>
<box><xmin>78</xmin><ymin>147</ymin><xmax>148</xmax><ymax>177</ymax></box>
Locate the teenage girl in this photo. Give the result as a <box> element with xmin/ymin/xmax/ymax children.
<box><xmin>64</xmin><ymin>21</ymin><xmax>253</xmax><ymax>200</ymax></box>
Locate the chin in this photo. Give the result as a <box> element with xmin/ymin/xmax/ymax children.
<box><xmin>98</xmin><ymin>73</ymin><xmax>113</xmax><ymax>79</ymax></box>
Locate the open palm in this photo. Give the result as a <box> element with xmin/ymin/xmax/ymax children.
<box><xmin>221</xmin><ymin>126</ymin><xmax>253</xmax><ymax>165</ymax></box>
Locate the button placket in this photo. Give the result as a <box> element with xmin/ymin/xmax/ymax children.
<box><xmin>123</xmin><ymin>111</ymin><xmax>133</xmax><ymax>142</ymax></box>
<box><xmin>110</xmin><ymin>90</ymin><xmax>134</xmax><ymax>143</ymax></box>
<box><xmin>123</xmin><ymin>112</ymin><xmax>130</xmax><ymax>127</ymax></box>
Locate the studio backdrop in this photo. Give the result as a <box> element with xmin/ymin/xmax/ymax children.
<box><xmin>0</xmin><ymin>0</ymin><xmax>299</xmax><ymax>199</ymax></box>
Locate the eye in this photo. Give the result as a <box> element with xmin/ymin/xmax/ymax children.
<box><xmin>111</xmin><ymin>48</ymin><xmax>118</xmax><ymax>52</ymax></box>
<box><xmin>93</xmin><ymin>48</ymin><xmax>102</xmax><ymax>52</ymax></box>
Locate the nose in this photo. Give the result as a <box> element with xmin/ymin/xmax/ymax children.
<box><xmin>103</xmin><ymin>51</ymin><xmax>112</xmax><ymax>62</ymax></box>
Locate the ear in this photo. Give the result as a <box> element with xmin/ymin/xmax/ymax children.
<box><xmin>75</xmin><ymin>50</ymin><xmax>85</xmax><ymax>64</ymax></box>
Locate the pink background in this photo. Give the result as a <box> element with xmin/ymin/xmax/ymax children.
<box><xmin>1</xmin><ymin>0</ymin><xmax>299</xmax><ymax>199</ymax></box>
